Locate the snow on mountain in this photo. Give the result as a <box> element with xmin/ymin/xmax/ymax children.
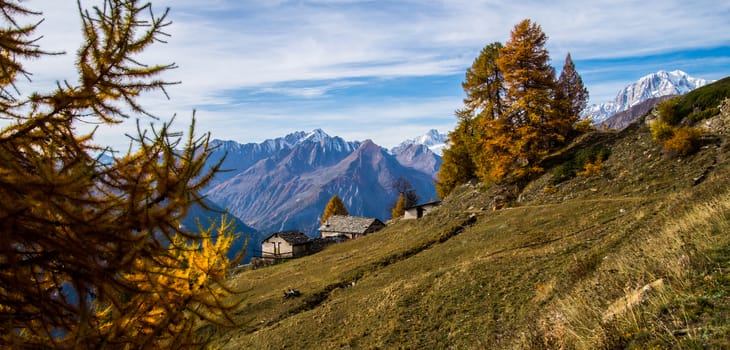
<box><xmin>391</xmin><ymin>129</ymin><xmax>448</xmax><ymax>156</ymax></box>
<box><xmin>207</xmin><ymin>129</ymin><xmax>359</xmax><ymax>187</ymax></box>
<box><xmin>392</xmin><ymin>143</ymin><xmax>442</xmax><ymax>179</ymax></box>
<box><xmin>586</xmin><ymin>70</ymin><xmax>709</xmax><ymax>123</ymax></box>
<box><xmin>203</xmin><ymin>130</ymin><xmax>439</xmax><ymax>237</ymax></box>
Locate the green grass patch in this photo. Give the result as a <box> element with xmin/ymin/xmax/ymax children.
<box><xmin>659</xmin><ymin>76</ymin><xmax>730</xmax><ymax>125</ymax></box>
<box><xmin>552</xmin><ymin>146</ymin><xmax>610</xmax><ymax>184</ymax></box>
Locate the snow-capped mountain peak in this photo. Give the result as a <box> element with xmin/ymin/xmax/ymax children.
<box><xmin>300</xmin><ymin>128</ymin><xmax>329</xmax><ymax>143</ymax></box>
<box><xmin>586</xmin><ymin>70</ymin><xmax>709</xmax><ymax>123</ymax></box>
<box><xmin>392</xmin><ymin>129</ymin><xmax>448</xmax><ymax>156</ymax></box>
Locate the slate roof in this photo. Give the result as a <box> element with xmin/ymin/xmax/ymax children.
<box><xmin>405</xmin><ymin>200</ymin><xmax>442</xmax><ymax>210</ymax></box>
<box><xmin>319</xmin><ymin>215</ymin><xmax>384</xmax><ymax>234</ymax></box>
<box><xmin>262</xmin><ymin>230</ymin><xmax>311</xmax><ymax>245</ymax></box>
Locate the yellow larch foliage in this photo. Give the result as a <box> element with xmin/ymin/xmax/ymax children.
<box><xmin>0</xmin><ymin>1</ymin><xmax>242</xmax><ymax>348</ymax></box>
<box><xmin>322</xmin><ymin>195</ymin><xmax>349</xmax><ymax>223</ymax></box>
<box><xmin>391</xmin><ymin>193</ymin><xmax>407</xmax><ymax>219</ymax></box>
<box><xmin>97</xmin><ymin>216</ymin><xmax>240</xmax><ymax>347</ymax></box>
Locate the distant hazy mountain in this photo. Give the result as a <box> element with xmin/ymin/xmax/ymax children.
<box><xmin>204</xmin><ymin>130</ymin><xmax>438</xmax><ymax>236</ymax></box>
<box><xmin>586</xmin><ymin>70</ymin><xmax>709</xmax><ymax>123</ymax></box>
<box><xmin>391</xmin><ymin>129</ymin><xmax>448</xmax><ymax>156</ymax></box>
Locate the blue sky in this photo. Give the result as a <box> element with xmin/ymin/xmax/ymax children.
<box><xmin>16</xmin><ymin>1</ymin><xmax>730</xmax><ymax>149</ymax></box>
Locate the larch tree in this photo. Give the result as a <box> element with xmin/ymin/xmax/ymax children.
<box><xmin>435</xmin><ymin>115</ymin><xmax>477</xmax><ymax>198</ymax></box>
<box><xmin>0</xmin><ymin>1</ymin><xmax>242</xmax><ymax>348</ymax></box>
<box><xmin>465</xmin><ymin>42</ymin><xmax>511</xmax><ymax>182</ymax></box>
<box><xmin>556</xmin><ymin>53</ymin><xmax>589</xmax><ymax>132</ymax></box>
<box><xmin>391</xmin><ymin>193</ymin><xmax>407</xmax><ymax>219</ymax></box>
<box><xmin>462</xmin><ymin>42</ymin><xmax>505</xmax><ymax>122</ymax></box>
<box><xmin>436</xmin><ymin>43</ymin><xmax>503</xmax><ymax>197</ymax></box>
<box><xmin>496</xmin><ymin>19</ymin><xmax>561</xmax><ymax>181</ymax></box>
<box><xmin>321</xmin><ymin>195</ymin><xmax>349</xmax><ymax>223</ymax></box>
<box><xmin>391</xmin><ymin>177</ymin><xmax>418</xmax><ymax>208</ymax></box>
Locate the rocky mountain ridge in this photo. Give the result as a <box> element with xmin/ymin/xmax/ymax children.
<box><xmin>204</xmin><ymin>130</ymin><xmax>441</xmax><ymax>237</ymax></box>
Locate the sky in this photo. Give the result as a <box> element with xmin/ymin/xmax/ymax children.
<box><xmin>11</xmin><ymin>1</ymin><xmax>730</xmax><ymax>150</ymax></box>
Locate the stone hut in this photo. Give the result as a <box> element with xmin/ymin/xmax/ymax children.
<box><xmin>261</xmin><ymin>230</ymin><xmax>311</xmax><ymax>259</ymax></box>
<box><xmin>403</xmin><ymin>200</ymin><xmax>441</xmax><ymax>220</ymax></box>
<box><xmin>318</xmin><ymin>215</ymin><xmax>385</xmax><ymax>240</ymax></box>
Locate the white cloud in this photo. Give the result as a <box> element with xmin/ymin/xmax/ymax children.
<box><xmin>11</xmin><ymin>1</ymin><xmax>730</xmax><ymax>148</ymax></box>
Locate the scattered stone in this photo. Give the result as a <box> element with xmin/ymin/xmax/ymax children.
<box><xmin>672</xmin><ymin>328</ymin><xmax>690</xmax><ymax>336</ymax></box>
<box><xmin>693</xmin><ymin>166</ymin><xmax>714</xmax><ymax>186</ymax></box>
<box><xmin>284</xmin><ymin>289</ymin><xmax>301</xmax><ymax>299</ymax></box>
<box><xmin>603</xmin><ymin>279</ymin><xmax>664</xmax><ymax>322</ymax></box>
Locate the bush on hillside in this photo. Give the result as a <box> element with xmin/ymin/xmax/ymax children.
<box><xmin>552</xmin><ymin>164</ymin><xmax>575</xmax><ymax>184</ymax></box>
<box><xmin>650</xmin><ymin>120</ymin><xmax>675</xmax><ymax>142</ymax></box>
<box><xmin>657</xmin><ymin>97</ymin><xmax>681</xmax><ymax>125</ymax></box>
<box><xmin>661</xmin><ymin>76</ymin><xmax>730</xmax><ymax>124</ymax></box>
<box><xmin>662</xmin><ymin>127</ymin><xmax>701</xmax><ymax>157</ymax></box>
<box><xmin>689</xmin><ymin>106</ymin><xmax>720</xmax><ymax>122</ymax></box>
<box><xmin>552</xmin><ymin>147</ymin><xmax>610</xmax><ymax>184</ymax></box>
<box><xmin>577</xmin><ymin>157</ymin><xmax>604</xmax><ymax>178</ymax></box>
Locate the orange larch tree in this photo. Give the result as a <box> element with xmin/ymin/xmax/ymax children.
<box><xmin>496</xmin><ymin>19</ymin><xmax>562</xmax><ymax>181</ymax></box>
<box><xmin>0</xmin><ymin>1</ymin><xmax>242</xmax><ymax>348</ymax></box>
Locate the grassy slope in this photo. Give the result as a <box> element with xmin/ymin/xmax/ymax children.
<box><xmin>211</xmin><ymin>117</ymin><xmax>730</xmax><ymax>349</ymax></box>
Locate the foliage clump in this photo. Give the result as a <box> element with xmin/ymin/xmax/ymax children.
<box><xmin>658</xmin><ymin>77</ymin><xmax>730</xmax><ymax>124</ymax></box>
<box><xmin>552</xmin><ymin>147</ymin><xmax>610</xmax><ymax>183</ymax></box>
<box><xmin>0</xmin><ymin>1</ymin><xmax>241</xmax><ymax>348</ymax></box>
<box><xmin>650</xmin><ymin>120</ymin><xmax>676</xmax><ymax>142</ymax></box>
<box><xmin>437</xmin><ymin>19</ymin><xmax>589</xmax><ymax>197</ymax></box>
<box><xmin>436</xmin><ymin>113</ymin><xmax>479</xmax><ymax>198</ymax></box>
<box><xmin>321</xmin><ymin>195</ymin><xmax>349</xmax><ymax>223</ymax></box>
<box><xmin>661</xmin><ymin>126</ymin><xmax>701</xmax><ymax>157</ymax></box>
<box><xmin>652</xmin><ymin>100</ymin><xmax>703</xmax><ymax>158</ymax></box>
<box><xmin>391</xmin><ymin>193</ymin><xmax>407</xmax><ymax>219</ymax></box>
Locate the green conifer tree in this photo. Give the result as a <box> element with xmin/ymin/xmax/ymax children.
<box><xmin>436</xmin><ymin>43</ymin><xmax>504</xmax><ymax>197</ymax></box>
<box><xmin>556</xmin><ymin>53</ymin><xmax>589</xmax><ymax>133</ymax></box>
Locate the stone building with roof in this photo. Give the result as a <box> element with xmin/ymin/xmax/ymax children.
<box><xmin>261</xmin><ymin>230</ymin><xmax>312</xmax><ymax>259</ymax></box>
<box><xmin>318</xmin><ymin>215</ymin><xmax>385</xmax><ymax>240</ymax></box>
<box><xmin>404</xmin><ymin>200</ymin><xmax>441</xmax><ymax>220</ymax></box>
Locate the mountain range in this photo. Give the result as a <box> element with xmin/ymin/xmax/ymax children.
<box><xmin>203</xmin><ymin>129</ymin><xmax>442</xmax><ymax>239</ymax></box>
<box><xmin>199</xmin><ymin>70</ymin><xmax>711</xmax><ymax>258</ymax></box>
<box><xmin>391</xmin><ymin>129</ymin><xmax>448</xmax><ymax>156</ymax></box>
<box><xmin>586</xmin><ymin>70</ymin><xmax>709</xmax><ymax>123</ymax></box>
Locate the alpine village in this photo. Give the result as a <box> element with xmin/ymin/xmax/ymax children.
<box><xmin>2</xmin><ymin>1</ymin><xmax>729</xmax><ymax>349</ymax></box>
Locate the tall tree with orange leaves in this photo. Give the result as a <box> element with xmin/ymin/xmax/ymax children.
<box><xmin>495</xmin><ymin>19</ymin><xmax>566</xmax><ymax>181</ymax></box>
<box><xmin>437</xmin><ymin>43</ymin><xmax>502</xmax><ymax>196</ymax></box>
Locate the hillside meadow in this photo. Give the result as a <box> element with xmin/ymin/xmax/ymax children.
<box><xmin>207</xmin><ymin>111</ymin><xmax>730</xmax><ymax>348</ymax></box>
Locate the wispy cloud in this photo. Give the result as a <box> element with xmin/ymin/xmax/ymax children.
<box><xmin>10</xmin><ymin>1</ymin><xmax>730</xmax><ymax>148</ymax></box>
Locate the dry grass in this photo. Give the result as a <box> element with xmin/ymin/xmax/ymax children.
<box><xmin>540</xmin><ymin>173</ymin><xmax>730</xmax><ymax>349</ymax></box>
<box><xmin>206</xmin><ymin>124</ymin><xmax>729</xmax><ymax>349</ymax></box>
